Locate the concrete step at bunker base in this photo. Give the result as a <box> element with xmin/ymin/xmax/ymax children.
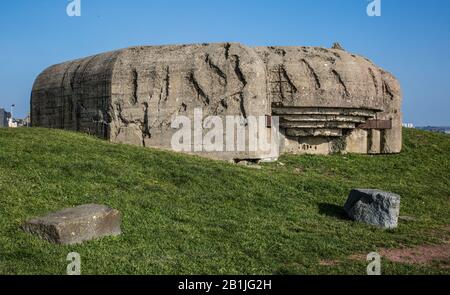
<box><xmin>280</xmin><ymin>121</ymin><xmax>356</xmax><ymax>129</ymax></box>
<box><xmin>272</xmin><ymin>107</ymin><xmax>379</xmax><ymax>118</ymax></box>
<box><xmin>280</xmin><ymin>114</ymin><xmax>367</xmax><ymax>123</ymax></box>
<box><xmin>274</xmin><ymin>106</ymin><xmax>381</xmax><ymax>137</ymax></box>
<box><xmin>285</xmin><ymin>128</ymin><xmax>343</xmax><ymax>137</ymax></box>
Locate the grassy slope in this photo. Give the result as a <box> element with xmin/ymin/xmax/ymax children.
<box><xmin>0</xmin><ymin>127</ymin><xmax>449</xmax><ymax>275</ymax></box>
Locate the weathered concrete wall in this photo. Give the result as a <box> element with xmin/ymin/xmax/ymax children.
<box><xmin>254</xmin><ymin>46</ymin><xmax>402</xmax><ymax>155</ymax></box>
<box><xmin>31</xmin><ymin>43</ymin><xmax>402</xmax><ymax>161</ymax></box>
<box><xmin>31</xmin><ymin>51</ymin><xmax>120</xmax><ymax>138</ymax></box>
<box><xmin>108</xmin><ymin>44</ymin><xmax>272</xmax><ymax>160</ymax></box>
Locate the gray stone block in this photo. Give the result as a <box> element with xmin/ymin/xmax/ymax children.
<box><xmin>344</xmin><ymin>189</ymin><xmax>400</xmax><ymax>229</ymax></box>
<box><xmin>22</xmin><ymin>204</ymin><xmax>121</xmax><ymax>245</ymax></box>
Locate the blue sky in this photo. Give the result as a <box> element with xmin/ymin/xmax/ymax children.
<box><xmin>0</xmin><ymin>0</ymin><xmax>449</xmax><ymax>126</ymax></box>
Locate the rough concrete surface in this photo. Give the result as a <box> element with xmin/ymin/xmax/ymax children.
<box><xmin>31</xmin><ymin>43</ymin><xmax>402</xmax><ymax>161</ymax></box>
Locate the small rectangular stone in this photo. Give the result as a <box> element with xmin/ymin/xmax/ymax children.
<box><xmin>22</xmin><ymin>204</ymin><xmax>121</xmax><ymax>245</ymax></box>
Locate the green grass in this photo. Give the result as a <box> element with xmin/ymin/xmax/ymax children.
<box><xmin>0</xmin><ymin>127</ymin><xmax>449</xmax><ymax>275</ymax></box>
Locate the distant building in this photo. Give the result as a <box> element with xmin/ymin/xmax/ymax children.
<box><xmin>24</xmin><ymin>115</ymin><xmax>31</xmax><ymax>127</ymax></box>
<box><xmin>417</xmin><ymin>126</ymin><xmax>450</xmax><ymax>134</ymax></box>
<box><xmin>13</xmin><ymin>116</ymin><xmax>30</xmax><ymax>127</ymax></box>
<box><xmin>402</xmin><ymin>123</ymin><xmax>414</xmax><ymax>128</ymax></box>
<box><xmin>0</xmin><ymin>108</ymin><xmax>11</xmax><ymax>128</ymax></box>
<box><xmin>8</xmin><ymin>117</ymin><xmax>18</xmax><ymax>128</ymax></box>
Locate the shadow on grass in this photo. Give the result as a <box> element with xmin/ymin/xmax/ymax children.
<box><xmin>318</xmin><ymin>203</ymin><xmax>350</xmax><ymax>221</ymax></box>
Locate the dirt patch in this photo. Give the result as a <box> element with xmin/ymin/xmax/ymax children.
<box><xmin>349</xmin><ymin>242</ymin><xmax>450</xmax><ymax>267</ymax></box>
<box><xmin>348</xmin><ymin>253</ymin><xmax>367</xmax><ymax>261</ymax></box>
<box><xmin>379</xmin><ymin>243</ymin><xmax>450</xmax><ymax>265</ymax></box>
<box><xmin>321</xmin><ymin>226</ymin><xmax>450</xmax><ymax>269</ymax></box>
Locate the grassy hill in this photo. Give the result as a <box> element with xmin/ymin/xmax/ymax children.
<box><xmin>0</xmin><ymin>127</ymin><xmax>449</xmax><ymax>274</ymax></box>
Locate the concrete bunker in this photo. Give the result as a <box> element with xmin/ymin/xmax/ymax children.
<box><xmin>31</xmin><ymin>43</ymin><xmax>402</xmax><ymax>161</ymax></box>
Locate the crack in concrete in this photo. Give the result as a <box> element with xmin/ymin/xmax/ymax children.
<box><xmin>332</xmin><ymin>69</ymin><xmax>350</xmax><ymax>98</ymax></box>
<box><xmin>302</xmin><ymin>59</ymin><xmax>321</xmax><ymax>90</ymax></box>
